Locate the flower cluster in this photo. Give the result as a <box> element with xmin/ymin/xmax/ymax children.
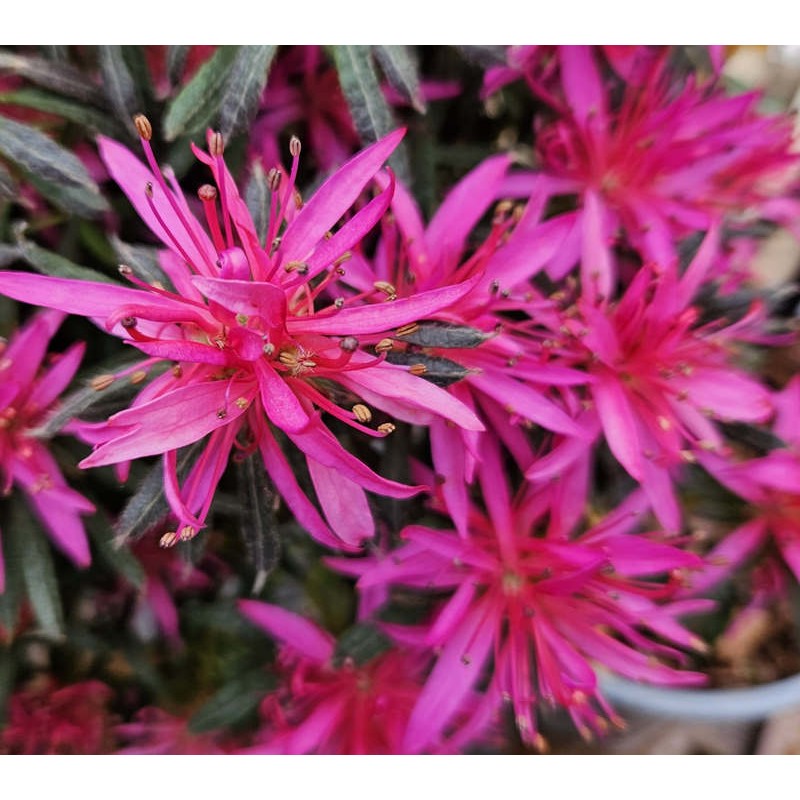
<box><xmin>0</xmin><ymin>44</ymin><xmax>798</xmax><ymax>754</ymax></box>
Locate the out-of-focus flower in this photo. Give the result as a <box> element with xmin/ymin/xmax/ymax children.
<box><xmin>342</xmin><ymin>437</ymin><xmax>710</xmax><ymax>751</ymax></box>
<box><xmin>0</xmin><ymin>119</ymin><xmax>482</xmax><ymax>551</ymax></box>
<box><xmin>238</xmin><ymin>601</ymin><xmax>493</xmax><ymax>754</ymax></box>
<box><xmin>0</xmin><ymin>309</ymin><xmax>93</xmax><ymax>590</ymax></box>
<box><xmin>116</xmin><ymin>707</ymin><xmax>229</xmax><ymax>754</ymax></box>
<box><xmin>0</xmin><ymin>677</ymin><xmax>116</xmax><ymax>754</ymax></box>
<box><xmin>488</xmin><ymin>46</ymin><xmax>800</xmax><ymax>300</ymax></box>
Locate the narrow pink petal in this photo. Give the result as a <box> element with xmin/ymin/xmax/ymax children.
<box><xmin>340</xmin><ymin>362</ymin><xmax>484</xmax><ymax>432</ymax></box>
<box><xmin>307</xmin><ymin>458</ymin><xmax>374</xmax><ymax>545</ymax></box>
<box><xmin>238</xmin><ymin>600</ymin><xmax>335</xmax><ymax>662</ymax></box>
<box><xmin>402</xmin><ymin>601</ymin><xmax>495</xmax><ymax>753</ymax></box>
<box><xmin>302</xmin><ymin>172</ymin><xmax>395</xmax><ymax>280</ymax></box>
<box><xmin>98</xmin><ymin>136</ymin><xmax>217</xmax><ymax>272</ymax></box>
<box><xmin>429</xmin><ymin>418</ymin><xmax>469</xmax><ymax>537</ymax></box>
<box><xmin>80</xmin><ymin>380</ymin><xmax>255</xmax><ymax>466</ymax></box>
<box><xmin>25</xmin><ymin>489</ymin><xmax>91</xmax><ymax>567</ymax></box>
<box><xmin>468</xmin><ymin>371</ymin><xmax>583</xmax><ymax>437</ymax></box>
<box><xmin>677</xmin><ymin>223</ymin><xmax>721</xmax><ymax>308</ymax></box>
<box><xmin>424</xmin><ymin>155</ymin><xmax>510</xmax><ymax>268</ymax></box>
<box><xmin>427</xmin><ymin>580</ymin><xmax>478</xmax><ymax>645</ymax></box>
<box><xmin>255</xmin><ymin>420</ymin><xmax>351</xmax><ymax>551</ymax></box>
<box><xmin>288</xmin><ymin>275</ymin><xmax>481</xmax><ymax>336</ymax></box>
<box><xmin>26</xmin><ymin>341</ymin><xmax>85</xmax><ymax>414</ymax></box>
<box><xmin>593</xmin><ymin>371</ymin><xmax>644</xmax><ymax>480</ymax></box>
<box><xmin>640</xmin><ymin>457</ymin><xmax>682</xmax><ymax>534</ymax></box>
<box><xmin>280</xmin><ymin>129</ymin><xmax>405</xmax><ymax>265</ymax></box>
<box><xmin>678</xmin><ymin>369</ymin><xmax>772</xmax><ymax>423</ymax></box>
<box><xmin>581</xmin><ymin>189</ymin><xmax>614</xmax><ymax>302</ymax></box>
<box><xmin>559</xmin><ymin>46</ymin><xmax>607</xmax><ymax>130</ymax></box>
<box><xmin>145</xmin><ymin>578</ymin><xmax>181</xmax><ymax>643</ymax></box>
<box><xmin>4</xmin><ymin>309</ymin><xmax>64</xmax><ymax>392</ymax></box>
<box><xmin>130</xmin><ymin>339</ymin><xmax>230</xmax><ymax>365</ymax></box>
<box><xmin>254</xmin><ymin>362</ymin><xmax>310</xmax><ymax>434</ymax></box>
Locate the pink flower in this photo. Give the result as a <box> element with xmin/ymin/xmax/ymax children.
<box><xmin>342</xmin><ymin>437</ymin><xmax>710</xmax><ymax>751</ymax></box>
<box><xmin>533</xmin><ymin>228</ymin><xmax>773</xmax><ymax>531</ymax></box>
<box><xmin>0</xmin><ymin>309</ymin><xmax>93</xmax><ymax>590</ymax></box>
<box><xmin>0</xmin><ymin>119</ymin><xmax>482</xmax><ymax>551</ymax></box>
<box><xmin>0</xmin><ymin>678</ymin><xmax>116</xmax><ymax>754</ymax></box>
<box><xmin>491</xmin><ymin>46</ymin><xmax>800</xmax><ymax>300</ymax></box>
<box><xmin>238</xmin><ymin>601</ymin><xmax>492</xmax><ymax>754</ymax></box>
<box><xmin>116</xmin><ymin>707</ymin><xmax>229</xmax><ymax>754</ymax></box>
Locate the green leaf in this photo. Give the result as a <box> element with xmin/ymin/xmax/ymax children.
<box><xmin>0</xmin><ymin>244</ymin><xmax>18</xmax><ymax>268</ymax></box>
<box><xmin>331</xmin><ymin>45</ymin><xmax>410</xmax><ymax>184</ymax></box>
<box><xmin>373</xmin><ymin>46</ymin><xmax>425</xmax><ymax>113</ymax></box>
<box><xmin>188</xmin><ymin>668</ymin><xmax>273</xmax><ymax>734</ymax></box>
<box><xmin>333</xmin><ymin>622</ymin><xmax>393</xmax><ymax>667</ymax></box>
<box><xmin>114</xmin><ymin>441</ymin><xmax>204</xmax><ymax>543</ymax></box>
<box><xmin>395</xmin><ymin>321</ymin><xmax>492</xmax><ymax>349</ymax></box>
<box><xmin>236</xmin><ymin>452</ymin><xmax>280</xmax><ymax>594</ymax></box>
<box><xmin>32</xmin><ymin>355</ymin><xmax>167</xmax><ymax>438</ymax></box>
<box><xmin>244</xmin><ymin>161</ymin><xmax>270</xmax><ymax>247</ymax></box>
<box><xmin>162</xmin><ymin>46</ymin><xmax>240</xmax><ymax>141</ymax></box>
<box><xmin>12</xmin><ymin>223</ymin><xmax>116</xmax><ymax>283</ymax></box>
<box><xmin>0</xmin><ymin>89</ymin><xmax>125</xmax><ymax>137</ymax></box>
<box><xmin>456</xmin><ymin>45</ymin><xmax>507</xmax><ymax>68</ymax></box>
<box><xmin>7</xmin><ymin>497</ymin><xmax>64</xmax><ymax>639</ymax></box>
<box><xmin>98</xmin><ymin>45</ymin><xmax>141</xmax><ymax>137</ymax></box>
<box><xmin>0</xmin><ymin>115</ymin><xmax>109</xmax><ymax>217</ymax></box>
<box><xmin>86</xmin><ymin>513</ymin><xmax>145</xmax><ymax>588</ymax></box>
<box><xmin>0</xmin><ymin>161</ymin><xmax>15</xmax><ymax>201</ymax></box>
<box><xmin>0</xmin><ymin>646</ymin><xmax>15</xmax><ymax>723</ymax></box>
<box><xmin>0</xmin><ymin>51</ymin><xmax>106</xmax><ymax>106</ymax></box>
<box><xmin>385</xmin><ymin>352</ymin><xmax>473</xmax><ymax>387</ymax></box>
<box><xmin>167</xmin><ymin>45</ymin><xmax>190</xmax><ymax>89</ymax></box>
<box><xmin>220</xmin><ymin>45</ymin><xmax>277</xmax><ymax>140</ymax></box>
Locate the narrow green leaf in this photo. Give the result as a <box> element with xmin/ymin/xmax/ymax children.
<box><xmin>114</xmin><ymin>441</ymin><xmax>204</xmax><ymax>543</ymax></box>
<box><xmin>0</xmin><ymin>116</ymin><xmax>108</xmax><ymax>217</ymax></box>
<box><xmin>373</xmin><ymin>46</ymin><xmax>425</xmax><ymax>113</ymax></box>
<box><xmin>385</xmin><ymin>352</ymin><xmax>472</xmax><ymax>387</ymax></box>
<box><xmin>162</xmin><ymin>46</ymin><xmax>240</xmax><ymax>141</ymax></box>
<box><xmin>86</xmin><ymin>513</ymin><xmax>145</xmax><ymax>588</ymax></box>
<box><xmin>0</xmin><ymin>514</ymin><xmax>24</xmax><ymax>635</ymax></box>
<box><xmin>98</xmin><ymin>45</ymin><xmax>140</xmax><ymax>137</ymax></box>
<box><xmin>331</xmin><ymin>45</ymin><xmax>410</xmax><ymax>184</ymax></box>
<box><xmin>189</xmin><ymin>669</ymin><xmax>273</xmax><ymax>734</ymax></box>
<box><xmin>220</xmin><ymin>45</ymin><xmax>277</xmax><ymax>140</ymax></box>
<box><xmin>0</xmin><ymin>89</ymin><xmax>125</xmax><ymax>137</ymax></box>
<box><xmin>0</xmin><ymin>646</ymin><xmax>15</xmax><ymax>723</ymax></box>
<box><xmin>32</xmin><ymin>356</ymin><xmax>167</xmax><ymax>438</ymax></box>
<box><xmin>395</xmin><ymin>321</ymin><xmax>492</xmax><ymax>349</ymax></box>
<box><xmin>167</xmin><ymin>45</ymin><xmax>190</xmax><ymax>89</ymax></box>
<box><xmin>333</xmin><ymin>622</ymin><xmax>393</xmax><ymax>667</ymax></box>
<box><xmin>8</xmin><ymin>497</ymin><xmax>64</xmax><ymax>639</ymax></box>
<box><xmin>12</xmin><ymin>223</ymin><xmax>116</xmax><ymax>283</ymax></box>
<box><xmin>0</xmin><ymin>244</ymin><xmax>18</xmax><ymax>267</ymax></box>
<box><xmin>0</xmin><ymin>161</ymin><xmax>15</xmax><ymax>201</ymax></box>
<box><xmin>244</xmin><ymin>161</ymin><xmax>270</xmax><ymax>247</ymax></box>
<box><xmin>0</xmin><ymin>51</ymin><xmax>106</xmax><ymax>106</ymax></box>
<box><xmin>236</xmin><ymin>452</ymin><xmax>280</xmax><ymax>594</ymax></box>
<box><xmin>456</xmin><ymin>45</ymin><xmax>507</xmax><ymax>68</ymax></box>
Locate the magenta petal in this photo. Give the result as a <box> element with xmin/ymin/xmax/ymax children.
<box><xmin>581</xmin><ymin>190</ymin><xmax>614</xmax><ymax>302</ymax></box>
<box><xmin>280</xmin><ymin>129</ymin><xmax>405</xmax><ymax>265</ymax></box>
<box><xmin>24</xmin><ymin>488</ymin><xmax>91</xmax><ymax>567</ymax></box>
<box><xmin>429</xmin><ymin>418</ymin><xmax>469</xmax><ymax>537</ymax></box>
<box><xmin>27</xmin><ymin>341</ymin><xmax>85</xmax><ymax>414</ymax></box>
<box><xmin>559</xmin><ymin>46</ymin><xmax>607</xmax><ymax>130</ymax></box>
<box><xmin>593</xmin><ymin>371</ymin><xmax>643</xmax><ymax>480</ymax></box>
<box><xmin>678</xmin><ymin>369</ymin><xmax>772</xmax><ymax>422</ymax></box>
<box><xmin>130</xmin><ymin>339</ymin><xmax>230</xmax><ymax>366</ymax></box>
<box><xmin>238</xmin><ymin>600</ymin><xmax>335</xmax><ymax>662</ymax></box>
<box><xmin>4</xmin><ymin>309</ymin><xmax>64</xmax><ymax>394</ymax></box>
<box><xmin>254</xmin><ymin>362</ymin><xmax>310</xmax><ymax>434</ymax></box>
<box><xmin>80</xmin><ymin>380</ymin><xmax>255</xmax><ymax>466</ymax></box>
<box><xmin>192</xmin><ymin>277</ymin><xmax>287</xmax><ymax>332</ymax></box>
<box><xmin>287</xmin><ymin>275</ymin><xmax>481</xmax><ymax>336</ymax></box>
<box><xmin>307</xmin><ymin>458</ymin><xmax>375</xmax><ymax>545</ymax></box>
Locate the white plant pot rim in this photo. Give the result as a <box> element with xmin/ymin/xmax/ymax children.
<box><xmin>599</xmin><ymin>671</ymin><xmax>800</xmax><ymax>722</ymax></box>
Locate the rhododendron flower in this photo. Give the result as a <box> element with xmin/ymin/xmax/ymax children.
<box><xmin>238</xmin><ymin>601</ymin><xmax>492</xmax><ymax>754</ymax></box>
<box><xmin>0</xmin><ymin>309</ymin><xmax>93</xmax><ymax>589</ymax></box>
<box><xmin>488</xmin><ymin>46</ymin><xmax>800</xmax><ymax>300</ymax></box>
<box><xmin>0</xmin><ymin>678</ymin><xmax>116</xmax><ymax>754</ymax></box>
<box><xmin>0</xmin><ymin>118</ymin><xmax>482</xmax><ymax>550</ymax></box>
<box><xmin>340</xmin><ymin>437</ymin><xmax>710</xmax><ymax>751</ymax></box>
<box><xmin>531</xmin><ymin>227</ymin><xmax>773</xmax><ymax>531</ymax></box>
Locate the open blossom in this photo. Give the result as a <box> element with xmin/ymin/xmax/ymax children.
<box><xmin>529</xmin><ymin>227</ymin><xmax>773</xmax><ymax>531</ymax></box>
<box><xmin>0</xmin><ymin>310</ymin><xmax>93</xmax><ymax>590</ymax></box>
<box><xmin>0</xmin><ymin>118</ymin><xmax>482</xmax><ymax>551</ymax></box>
<box><xmin>488</xmin><ymin>46</ymin><xmax>800</xmax><ymax>300</ymax></box>
<box><xmin>238</xmin><ymin>601</ymin><xmax>492</xmax><ymax>754</ymax></box>
<box><xmin>338</xmin><ymin>436</ymin><xmax>710</xmax><ymax>751</ymax></box>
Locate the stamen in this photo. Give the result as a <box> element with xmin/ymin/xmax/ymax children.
<box><xmin>395</xmin><ymin>323</ymin><xmax>419</xmax><ymax>337</ymax></box>
<box><xmin>160</xmin><ymin>531</ymin><xmax>179</xmax><ymax>548</ymax></box>
<box><xmin>352</xmin><ymin>404</ymin><xmax>372</xmax><ymax>423</ymax></box>
<box><xmin>133</xmin><ymin>114</ymin><xmax>152</xmax><ymax>141</ymax></box>
<box><xmin>377</xmin><ymin>422</ymin><xmax>396</xmax><ymax>434</ymax></box>
<box><xmin>374</xmin><ymin>281</ymin><xmax>397</xmax><ymax>301</ymax></box>
<box><xmin>130</xmin><ymin>370</ymin><xmax>148</xmax><ymax>385</ymax></box>
<box><xmin>409</xmin><ymin>363</ymin><xmax>427</xmax><ymax>376</ymax></box>
<box><xmin>198</xmin><ymin>184</ymin><xmax>226</xmax><ymax>252</ymax></box>
<box><xmin>375</xmin><ymin>338</ymin><xmax>394</xmax><ymax>353</ymax></box>
<box><xmin>90</xmin><ymin>374</ymin><xmax>115</xmax><ymax>391</ymax></box>
<box><xmin>289</xmin><ymin>135</ymin><xmax>302</xmax><ymax>157</ymax></box>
